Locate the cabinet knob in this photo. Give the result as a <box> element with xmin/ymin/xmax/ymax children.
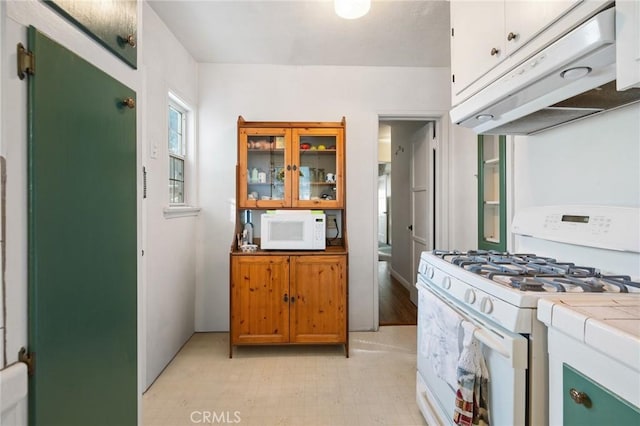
<box><xmin>121</xmin><ymin>34</ymin><xmax>136</xmax><ymax>48</ymax></box>
<box><xmin>507</xmin><ymin>32</ymin><xmax>517</xmax><ymax>41</ymax></box>
<box><xmin>290</xmin><ymin>296</ymin><xmax>296</xmax><ymax>303</ymax></box>
<box><xmin>122</xmin><ymin>97</ymin><xmax>136</xmax><ymax>109</ymax></box>
<box><xmin>286</xmin><ymin>165</ymin><xmax>291</xmax><ymax>171</ymax></box>
<box><xmin>569</xmin><ymin>388</ymin><xmax>592</xmax><ymax>408</ymax></box>
<box><xmin>490</xmin><ymin>47</ymin><xmax>500</xmax><ymax>56</ymax></box>
<box><xmin>283</xmin><ymin>294</ymin><xmax>289</xmax><ymax>303</ymax></box>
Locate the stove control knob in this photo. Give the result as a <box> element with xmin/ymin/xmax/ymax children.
<box><xmin>418</xmin><ymin>262</ymin><xmax>427</xmax><ymax>275</ymax></box>
<box><xmin>427</xmin><ymin>266</ymin><xmax>435</xmax><ymax>279</ymax></box>
<box><xmin>464</xmin><ymin>289</ymin><xmax>476</xmax><ymax>304</ymax></box>
<box><xmin>442</xmin><ymin>276</ymin><xmax>451</xmax><ymax>289</ymax></box>
<box><xmin>480</xmin><ymin>297</ymin><xmax>493</xmax><ymax>314</ymax></box>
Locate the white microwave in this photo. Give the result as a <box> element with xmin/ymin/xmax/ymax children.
<box><xmin>260</xmin><ymin>211</ymin><xmax>326</xmax><ymax>250</ymax></box>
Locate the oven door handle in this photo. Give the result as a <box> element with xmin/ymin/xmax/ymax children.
<box><xmin>461</xmin><ymin>319</ymin><xmax>528</xmax><ymax>369</ymax></box>
<box><xmin>419</xmin><ymin>280</ymin><xmax>528</xmax><ymax>369</ymax></box>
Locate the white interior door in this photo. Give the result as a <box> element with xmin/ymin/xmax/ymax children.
<box><xmin>410</xmin><ymin>123</ymin><xmax>434</xmax><ymax>304</ymax></box>
<box><xmin>378</xmin><ymin>174</ymin><xmax>388</xmax><ymax>244</ymax></box>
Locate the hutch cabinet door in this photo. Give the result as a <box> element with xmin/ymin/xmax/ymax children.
<box><xmin>291</xmin><ymin>128</ymin><xmax>344</xmax><ymax>208</ymax></box>
<box><xmin>238</xmin><ymin>128</ymin><xmax>291</xmax><ymax>209</ymax></box>
<box><xmin>231</xmin><ymin>256</ymin><xmax>290</xmax><ymax>344</ymax></box>
<box><xmin>289</xmin><ymin>255</ymin><xmax>347</xmax><ymax>343</ymax></box>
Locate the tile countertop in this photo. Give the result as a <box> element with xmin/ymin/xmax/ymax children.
<box><xmin>538</xmin><ymin>294</ymin><xmax>640</xmax><ymax>371</ymax></box>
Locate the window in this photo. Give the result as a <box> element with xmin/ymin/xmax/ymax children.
<box><xmin>164</xmin><ymin>93</ymin><xmax>200</xmax><ymax>218</ymax></box>
<box><xmin>168</xmin><ymin>101</ymin><xmax>186</xmax><ymax>204</ymax></box>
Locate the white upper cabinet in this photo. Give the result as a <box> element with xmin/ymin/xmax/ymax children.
<box><xmin>616</xmin><ymin>0</ymin><xmax>640</xmax><ymax>90</ymax></box>
<box><xmin>504</xmin><ymin>0</ymin><xmax>581</xmax><ymax>55</ymax></box>
<box><xmin>450</xmin><ymin>0</ymin><xmax>584</xmax><ymax>104</ymax></box>
<box><xmin>450</xmin><ymin>1</ymin><xmax>505</xmax><ymax>100</ymax></box>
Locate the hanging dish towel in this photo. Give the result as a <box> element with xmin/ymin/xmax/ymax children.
<box><xmin>453</xmin><ymin>322</ymin><xmax>491</xmax><ymax>426</ymax></box>
<box><xmin>419</xmin><ymin>289</ymin><xmax>463</xmax><ymax>389</ymax></box>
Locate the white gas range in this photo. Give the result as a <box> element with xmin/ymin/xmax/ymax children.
<box><xmin>416</xmin><ymin>205</ymin><xmax>640</xmax><ymax>426</ymax></box>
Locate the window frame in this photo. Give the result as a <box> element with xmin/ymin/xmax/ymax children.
<box><xmin>163</xmin><ymin>92</ymin><xmax>200</xmax><ymax>219</ymax></box>
<box><xmin>168</xmin><ymin>100</ymin><xmax>187</xmax><ymax>205</ymax></box>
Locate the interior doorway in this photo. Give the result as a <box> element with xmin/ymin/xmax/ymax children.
<box><xmin>377</xmin><ymin>119</ymin><xmax>435</xmax><ymax>326</ymax></box>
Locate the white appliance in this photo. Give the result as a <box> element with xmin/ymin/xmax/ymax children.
<box><xmin>260</xmin><ymin>210</ymin><xmax>326</xmax><ymax>250</ymax></box>
<box><xmin>416</xmin><ymin>205</ymin><xmax>640</xmax><ymax>425</ymax></box>
<box><xmin>0</xmin><ymin>363</ymin><xmax>28</xmax><ymax>425</ymax></box>
<box><xmin>450</xmin><ymin>6</ymin><xmax>640</xmax><ymax>135</ymax></box>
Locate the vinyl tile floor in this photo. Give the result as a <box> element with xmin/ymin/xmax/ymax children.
<box><xmin>143</xmin><ymin>326</ymin><xmax>427</xmax><ymax>426</ymax></box>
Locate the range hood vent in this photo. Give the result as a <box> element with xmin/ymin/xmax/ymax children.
<box><xmin>450</xmin><ymin>7</ymin><xmax>640</xmax><ymax>135</ymax></box>
<box><xmin>487</xmin><ymin>81</ymin><xmax>640</xmax><ymax>135</ymax></box>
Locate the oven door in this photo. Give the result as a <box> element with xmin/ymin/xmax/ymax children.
<box><xmin>416</xmin><ymin>276</ymin><xmax>529</xmax><ymax>426</ymax></box>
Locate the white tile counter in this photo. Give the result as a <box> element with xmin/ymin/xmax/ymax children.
<box><xmin>538</xmin><ymin>295</ymin><xmax>640</xmax><ymax>369</ymax></box>
<box><xmin>538</xmin><ymin>294</ymin><xmax>640</xmax><ymax>424</ymax></box>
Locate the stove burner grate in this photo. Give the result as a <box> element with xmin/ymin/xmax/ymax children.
<box><xmin>430</xmin><ymin>249</ymin><xmax>638</xmax><ymax>293</ymax></box>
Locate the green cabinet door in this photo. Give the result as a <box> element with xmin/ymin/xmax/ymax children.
<box><xmin>28</xmin><ymin>27</ymin><xmax>137</xmax><ymax>425</ymax></box>
<box><xmin>563</xmin><ymin>364</ymin><xmax>640</xmax><ymax>425</ymax></box>
<box><xmin>45</xmin><ymin>0</ymin><xmax>137</xmax><ymax>68</ymax></box>
<box><xmin>477</xmin><ymin>135</ymin><xmax>506</xmax><ymax>252</ymax></box>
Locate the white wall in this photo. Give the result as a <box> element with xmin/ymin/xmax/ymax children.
<box><xmin>197</xmin><ymin>64</ymin><xmax>450</xmax><ymax>331</ymax></box>
<box><xmin>448</xmin><ymin>124</ymin><xmax>478</xmax><ymax>250</ymax></box>
<box><xmin>0</xmin><ymin>0</ymin><xmax>4</xmax><ymax>369</ymax></box>
<box><xmin>445</xmin><ymin>103</ymin><xmax>640</xmax><ymax>255</ymax></box>
<box><xmin>513</xmin><ymin>104</ymin><xmax>640</xmax><ymax>209</ymax></box>
<box><xmin>141</xmin><ymin>2</ymin><xmax>199</xmax><ymax>389</ymax></box>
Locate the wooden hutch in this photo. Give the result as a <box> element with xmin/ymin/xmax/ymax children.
<box><xmin>229</xmin><ymin>117</ymin><xmax>349</xmax><ymax>357</ymax></box>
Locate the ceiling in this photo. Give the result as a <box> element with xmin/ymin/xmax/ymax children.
<box><xmin>148</xmin><ymin>0</ymin><xmax>451</xmax><ymax>67</ymax></box>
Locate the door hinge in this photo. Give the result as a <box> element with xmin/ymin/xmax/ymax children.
<box><xmin>17</xmin><ymin>43</ymin><xmax>35</xmax><ymax>80</ymax></box>
<box><xmin>18</xmin><ymin>347</ymin><xmax>35</xmax><ymax>375</ymax></box>
<box><xmin>452</xmin><ymin>74</ymin><xmax>455</xmax><ymax>83</ymax></box>
<box><xmin>451</xmin><ymin>28</ymin><xmax>454</xmax><ymax>37</ymax></box>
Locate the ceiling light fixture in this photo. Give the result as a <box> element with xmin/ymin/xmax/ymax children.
<box><xmin>335</xmin><ymin>0</ymin><xmax>371</xmax><ymax>19</ymax></box>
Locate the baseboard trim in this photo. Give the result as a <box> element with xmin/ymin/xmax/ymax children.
<box><xmin>389</xmin><ymin>267</ymin><xmax>418</xmax><ymax>306</ymax></box>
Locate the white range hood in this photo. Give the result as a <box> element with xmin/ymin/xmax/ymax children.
<box><xmin>450</xmin><ymin>7</ymin><xmax>640</xmax><ymax>135</ymax></box>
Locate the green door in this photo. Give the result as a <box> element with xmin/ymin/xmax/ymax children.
<box><xmin>27</xmin><ymin>27</ymin><xmax>137</xmax><ymax>425</ymax></box>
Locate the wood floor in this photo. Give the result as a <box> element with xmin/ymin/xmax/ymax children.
<box><xmin>378</xmin><ymin>260</ymin><xmax>418</xmax><ymax>326</ymax></box>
